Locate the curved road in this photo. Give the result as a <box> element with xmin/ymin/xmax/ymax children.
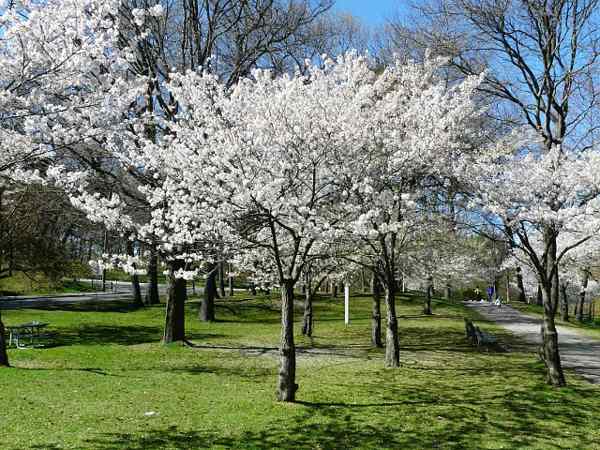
<box><xmin>465</xmin><ymin>302</ymin><xmax>600</xmax><ymax>384</ymax></box>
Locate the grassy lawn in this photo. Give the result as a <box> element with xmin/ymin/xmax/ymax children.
<box><xmin>2</xmin><ymin>293</ymin><xmax>600</xmax><ymax>449</ymax></box>
<box><xmin>0</xmin><ymin>272</ymin><xmax>99</xmax><ymax>296</ymax></box>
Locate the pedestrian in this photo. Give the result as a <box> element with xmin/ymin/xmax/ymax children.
<box><xmin>474</xmin><ymin>287</ymin><xmax>481</xmax><ymax>301</ymax></box>
<box><xmin>486</xmin><ymin>285</ymin><xmax>494</xmax><ymax>302</ymax></box>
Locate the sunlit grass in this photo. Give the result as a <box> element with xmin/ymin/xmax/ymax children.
<box><xmin>2</xmin><ymin>292</ymin><xmax>599</xmax><ymax>449</ymax></box>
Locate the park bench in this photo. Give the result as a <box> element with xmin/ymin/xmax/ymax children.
<box><xmin>464</xmin><ymin>318</ymin><xmax>497</xmax><ymax>348</ymax></box>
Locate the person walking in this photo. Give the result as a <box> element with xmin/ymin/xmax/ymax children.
<box><xmin>486</xmin><ymin>285</ymin><xmax>494</xmax><ymax>302</ymax></box>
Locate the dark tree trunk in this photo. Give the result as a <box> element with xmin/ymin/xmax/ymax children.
<box><xmin>576</xmin><ymin>272</ymin><xmax>589</xmax><ymax>322</ymax></box>
<box><xmin>200</xmin><ymin>263</ymin><xmax>217</xmax><ymax>322</ymax></box>
<box><xmin>371</xmin><ymin>274</ymin><xmax>383</xmax><ymax>348</ymax></box>
<box><xmin>163</xmin><ymin>259</ymin><xmax>187</xmax><ymax>344</ymax></box>
<box><xmin>384</xmin><ymin>272</ymin><xmax>400</xmax><ymax>368</ymax></box>
<box><xmin>444</xmin><ymin>283</ymin><xmax>451</xmax><ymax>301</ymax></box>
<box><xmin>277</xmin><ymin>279</ymin><xmax>297</xmax><ymax>402</ymax></box>
<box><xmin>361</xmin><ymin>270</ymin><xmax>366</xmax><ymax>294</ymax></box>
<box><xmin>516</xmin><ymin>267</ymin><xmax>527</xmax><ymax>302</ymax></box>
<box><xmin>560</xmin><ymin>283</ymin><xmax>569</xmax><ymax>322</ymax></box>
<box><xmin>228</xmin><ymin>264</ymin><xmax>234</xmax><ymax>297</ymax></box>
<box><xmin>423</xmin><ymin>276</ymin><xmax>433</xmax><ymax>315</ymax></box>
<box><xmin>101</xmin><ymin>229</ymin><xmax>108</xmax><ymax>291</ymax></box>
<box><xmin>541</xmin><ymin>284</ymin><xmax>566</xmax><ymax>387</ymax></box>
<box><xmin>539</xmin><ymin>228</ymin><xmax>566</xmax><ymax>387</ymax></box>
<box><xmin>218</xmin><ymin>261</ymin><xmax>226</xmax><ymax>298</ymax></box>
<box><xmin>145</xmin><ymin>245</ymin><xmax>160</xmax><ymax>305</ymax></box>
<box><xmin>302</xmin><ymin>277</ymin><xmax>313</xmax><ymax>336</ymax></box>
<box><xmin>131</xmin><ymin>273</ymin><xmax>143</xmax><ymax>307</ymax></box>
<box><xmin>0</xmin><ymin>310</ymin><xmax>9</xmax><ymax>367</ymax></box>
<box><xmin>333</xmin><ymin>283</ymin><xmax>338</xmax><ymax>298</ymax></box>
<box><xmin>127</xmin><ymin>241</ymin><xmax>143</xmax><ymax>307</ymax></box>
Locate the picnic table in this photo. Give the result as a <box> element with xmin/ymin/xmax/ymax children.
<box><xmin>6</xmin><ymin>321</ymin><xmax>50</xmax><ymax>348</ymax></box>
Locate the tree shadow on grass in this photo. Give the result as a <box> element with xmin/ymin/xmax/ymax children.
<box><xmin>47</xmin><ymin>324</ymin><xmax>227</xmax><ymax>347</ymax></box>
<box><xmin>70</xmin><ymin>386</ymin><xmax>598</xmax><ymax>450</ymax></box>
<box><xmin>18</xmin><ymin>300</ymin><xmax>145</xmax><ymax>313</ymax></box>
<box><xmin>47</xmin><ymin>324</ymin><xmax>163</xmax><ymax>346</ymax></box>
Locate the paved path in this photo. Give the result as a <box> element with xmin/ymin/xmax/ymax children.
<box><xmin>0</xmin><ymin>291</ymin><xmax>135</xmax><ymax>309</ymax></box>
<box><xmin>465</xmin><ymin>302</ymin><xmax>600</xmax><ymax>383</ymax></box>
<box><xmin>0</xmin><ymin>279</ymin><xmax>245</xmax><ymax>309</ymax></box>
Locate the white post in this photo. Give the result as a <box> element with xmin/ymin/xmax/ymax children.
<box><xmin>344</xmin><ymin>283</ymin><xmax>350</xmax><ymax>325</ymax></box>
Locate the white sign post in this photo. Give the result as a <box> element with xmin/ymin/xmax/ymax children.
<box><xmin>344</xmin><ymin>283</ymin><xmax>350</xmax><ymax>325</ymax></box>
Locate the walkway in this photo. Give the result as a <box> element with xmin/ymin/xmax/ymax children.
<box><xmin>465</xmin><ymin>302</ymin><xmax>600</xmax><ymax>384</ymax></box>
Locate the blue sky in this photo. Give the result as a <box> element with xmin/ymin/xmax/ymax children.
<box><xmin>333</xmin><ymin>0</ymin><xmax>407</xmax><ymax>25</ymax></box>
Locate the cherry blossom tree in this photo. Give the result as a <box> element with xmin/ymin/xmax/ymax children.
<box><xmin>469</xmin><ymin>140</ymin><xmax>600</xmax><ymax>385</ymax></box>
<box><xmin>149</xmin><ymin>52</ymin><xmax>485</xmax><ymax>397</ymax></box>
<box><xmin>333</xmin><ymin>55</ymin><xmax>485</xmax><ymax>367</ymax></box>
<box><xmin>0</xmin><ymin>0</ymin><xmax>143</xmax><ymax>367</ymax></box>
<box><xmin>161</xmin><ymin>55</ymin><xmax>379</xmax><ymax>401</ymax></box>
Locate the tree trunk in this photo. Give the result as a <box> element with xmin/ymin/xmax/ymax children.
<box><xmin>277</xmin><ymin>279</ymin><xmax>297</xmax><ymax>402</ymax></box>
<box><xmin>444</xmin><ymin>283</ymin><xmax>451</xmax><ymax>302</ymax></box>
<box><xmin>536</xmin><ymin>283</ymin><xmax>543</xmax><ymax>306</ymax></box>
<box><xmin>101</xmin><ymin>230</ymin><xmax>108</xmax><ymax>291</ymax></box>
<box><xmin>577</xmin><ymin>272</ymin><xmax>589</xmax><ymax>322</ymax></box>
<box><xmin>371</xmin><ymin>274</ymin><xmax>383</xmax><ymax>348</ymax></box>
<box><xmin>131</xmin><ymin>272</ymin><xmax>143</xmax><ymax>307</ymax></box>
<box><xmin>516</xmin><ymin>267</ymin><xmax>526</xmax><ymax>302</ymax></box>
<box><xmin>218</xmin><ymin>261</ymin><xmax>226</xmax><ymax>298</ymax></box>
<box><xmin>333</xmin><ymin>283</ymin><xmax>338</xmax><ymax>298</ymax></box>
<box><xmin>361</xmin><ymin>269</ymin><xmax>366</xmax><ymax>294</ymax></box>
<box><xmin>127</xmin><ymin>241</ymin><xmax>143</xmax><ymax>307</ymax></box>
<box><xmin>539</xmin><ymin>228</ymin><xmax>566</xmax><ymax>387</ymax></box>
<box><xmin>302</xmin><ymin>277</ymin><xmax>313</xmax><ymax>336</ymax></box>
<box><xmin>145</xmin><ymin>244</ymin><xmax>160</xmax><ymax>305</ymax></box>
<box><xmin>423</xmin><ymin>276</ymin><xmax>433</xmax><ymax>315</ymax></box>
<box><xmin>560</xmin><ymin>283</ymin><xmax>569</xmax><ymax>322</ymax></box>
<box><xmin>0</xmin><ymin>310</ymin><xmax>9</xmax><ymax>367</ymax></box>
<box><xmin>228</xmin><ymin>263</ymin><xmax>234</xmax><ymax>297</ymax></box>
<box><xmin>541</xmin><ymin>284</ymin><xmax>566</xmax><ymax>387</ymax></box>
<box><xmin>200</xmin><ymin>263</ymin><xmax>217</xmax><ymax>322</ymax></box>
<box><xmin>384</xmin><ymin>272</ymin><xmax>400</xmax><ymax>368</ymax></box>
<box><xmin>163</xmin><ymin>259</ymin><xmax>187</xmax><ymax>344</ymax></box>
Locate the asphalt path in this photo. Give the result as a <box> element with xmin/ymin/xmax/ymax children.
<box><xmin>465</xmin><ymin>302</ymin><xmax>600</xmax><ymax>384</ymax></box>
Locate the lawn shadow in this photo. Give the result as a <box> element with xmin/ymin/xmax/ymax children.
<box><xmin>71</xmin><ymin>382</ymin><xmax>600</xmax><ymax>450</ymax></box>
<box><xmin>50</xmin><ymin>324</ymin><xmax>164</xmax><ymax>346</ymax></box>
<box><xmin>49</xmin><ymin>324</ymin><xmax>227</xmax><ymax>347</ymax></box>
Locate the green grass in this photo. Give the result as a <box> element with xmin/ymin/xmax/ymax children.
<box><xmin>2</xmin><ymin>293</ymin><xmax>600</xmax><ymax>449</ymax></box>
<box><xmin>0</xmin><ymin>272</ymin><xmax>98</xmax><ymax>296</ymax></box>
